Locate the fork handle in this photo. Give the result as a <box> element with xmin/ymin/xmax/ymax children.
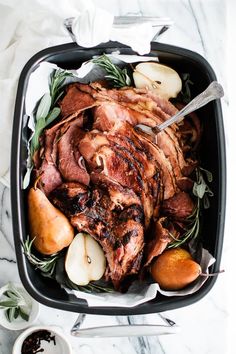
<box><xmin>158</xmin><ymin>81</ymin><xmax>224</xmax><ymax>132</ymax></box>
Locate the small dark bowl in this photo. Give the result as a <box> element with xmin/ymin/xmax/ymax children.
<box><xmin>11</xmin><ymin>41</ymin><xmax>226</xmax><ymax>315</ymax></box>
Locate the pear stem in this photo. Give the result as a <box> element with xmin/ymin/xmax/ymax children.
<box><xmin>33</xmin><ymin>173</ymin><xmax>43</xmax><ymax>190</ymax></box>
<box><xmin>200</xmin><ymin>269</ymin><xmax>225</xmax><ymax>277</ymax></box>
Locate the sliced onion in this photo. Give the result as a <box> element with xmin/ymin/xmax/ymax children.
<box><xmin>78</xmin><ymin>156</ymin><xmax>86</xmax><ymax>170</ymax></box>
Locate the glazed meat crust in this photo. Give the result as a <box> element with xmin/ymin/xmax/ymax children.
<box><xmin>35</xmin><ymin>82</ymin><xmax>198</xmax><ymax>289</ymax></box>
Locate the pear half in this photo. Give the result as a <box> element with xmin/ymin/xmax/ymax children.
<box><xmin>65</xmin><ymin>233</ymin><xmax>106</xmax><ymax>286</ymax></box>
<box><xmin>133</xmin><ymin>62</ymin><xmax>182</xmax><ymax>100</ymax></box>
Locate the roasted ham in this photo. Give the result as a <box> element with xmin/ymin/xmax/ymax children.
<box><xmin>34</xmin><ymin>81</ymin><xmax>200</xmax><ymax>289</ymax></box>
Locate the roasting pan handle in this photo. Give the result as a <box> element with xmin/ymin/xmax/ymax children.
<box><xmin>71</xmin><ymin>313</ymin><xmax>179</xmax><ymax>338</ymax></box>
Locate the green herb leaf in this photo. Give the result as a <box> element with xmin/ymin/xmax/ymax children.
<box><xmin>30</xmin><ymin>117</ymin><xmax>46</xmax><ymax>155</ymax></box>
<box><xmin>50</xmin><ymin>69</ymin><xmax>73</xmax><ymax>106</ymax></box>
<box><xmin>30</xmin><ymin>69</ymin><xmax>72</xmax><ymax>157</ymax></box>
<box><xmin>19</xmin><ymin>308</ymin><xmax>30</xmax><ymax>322</ymax></box>
<box><xmin>4</xmin><ymin>290</ymin><xmax>21</xmax><ymax>302</ymax></box>
<box><xmin>168</xmin><ymin>167</ymin><xmax>213</xmax><ymax>249</ymax></box>
<box><xmin>193</xmin><ymin>181</ymin><xmax>207</xmax><ymax>199</ymax></box>
<box><xmin>93</xmin><ymin>54</ymin><xmax>131</xmax><ymax>88</ymax></box>
<box><xmin>45</xmin><ymin>107</ymin><xmax>61</xmax><ymax>127</ymax></box>
<box><xmin>22</xmin><ymin>236</ymin><xmax>61</xmax><ymax>278</ymax></box>
<box><xmin>0</xmin><ymin>300</ymin><xmax>18</xmax><ymax>308</ymax></box>
<box><xmin>200</xmin><ymin>167</ymin><xmax>213</xmax><ymax>182</ymax></box>
<box><xmin>36</xmin><ymin>93</ymin><xmax>51</xmax><ymax>121</ymax></box>
<box><xmin>5</xmin><ymin>308</ymin><xmax>16</xmax><ymax>322</ymax></box>
<box><xmin>14</xmin><ymin>307</ymin><xmax>20</xmax><ymax>319</ymax></box>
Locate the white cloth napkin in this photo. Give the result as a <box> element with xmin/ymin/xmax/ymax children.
<box><xmin>0</xmin><ymin>0</ymin><xmax>155</xmax><ymax>187</ymax></box>
<box><xmin>72</xmin><ymin>6</ymin><xmax>154</xmax><ymax>54</ymax></box>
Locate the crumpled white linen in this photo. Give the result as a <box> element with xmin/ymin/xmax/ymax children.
<box><xmin>71</xmin><ymin>5</ymin><xmax>154</xmax><ymax>54</ymax></box>
<box><xmin>0</xmin><ymin>0</ymin><xmax>155</xmax><ymax>187</ymax></box>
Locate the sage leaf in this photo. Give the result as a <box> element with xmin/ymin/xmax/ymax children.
<box><xmin>6</xmin><ymin>308</ymin><xmax>14</xmax><ymax>322</ymax></box>
<box><xmin>45</xmin><ymin>107</ymin><xmax>61</xmax><ymax>127</ymax></box>
<box><xmin>193</xmin><ymin>182</ymin><xmax>206</xmax><ymax>199</ymax></box>
<box><xmin>14</xmin><ymin>307</ymin><xmax>20</xmax><ymax>319</ymax></box>
<box><xmin>23</xmin><ymin>165</ymin><xmax>33</xmax><ymax>190</ymax></box>
<box><xmin>0</xmin><ymin>299</ymin><xmax>18</xmax><ymax>308</ymax></box>
<box><xmin>4</xmin><ymin>290</ymin><xmax>20</xmax><ymax>301</ymax></box>
<box><xmin>36</xmin><ymin>93</ymin><xmax>51</xmax><ymax>121</ymax></box>
<box><xmin>19</xmin><ymin>308</ymin><xmax>30</xmax><ymax>321</ymax></box>
<box><xmin>201</xmin><ymin>168</ymin><xmax>213</xmax><ymax>182</ymax></box>
<box><xmin>203</xmin><ymin>195</ymin><xmax>210</xmax><ymax>209</ymax></box>
<box><xmin>30</xmin><ymin>117</ymin><xmax>46</xmax><ymax>154</ymax></box>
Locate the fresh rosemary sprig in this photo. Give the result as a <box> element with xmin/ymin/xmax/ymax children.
<box><xmin>167</xmin><ymin>167</ymin><xmax>213</xmax><ymax>249</ymax></box>
<box><xmin>30</xmin><ymin>69</ymin><xmax>72</xmax><ymax>156</ymax></box>
<box><xmin>93</xmin><ymin>54</ymin><xmax>131</xmax><ymax>88</ymax></box>
<box><xmin>167</xmin><ymin>199</ymin><xmax>200</xmax><ymax>249</ymax></box>
<box><xmin>65</xmin><ymin>278</ymin><xmax>114</xmax><ymax>294</ymax></box>
<box><xmin>49</xmin><ymin>69</ymin><xmax>73</xmax><ymax>107</ymax></box>
<box><xmin>22</xmin><ymin>236</ymin><xmax>60</xmax><ymax>278</ymax></box>
<box><xmin>0</xmin><ymin>283</ymin><xmax>31</xmax><ymax>322</ymax></box>
<box><xmin>22</xmin><ymin>237</ymin><xmax>114</xmax><ymax>293</ymax></box>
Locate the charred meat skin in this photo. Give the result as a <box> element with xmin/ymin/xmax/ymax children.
<box><xmin>50</xmin><ymin>182</ymin><xmax>90</xmax><ymax>216</ymax></box>
<box><xmin>70</xmin><ymin>188</ymin><xmax>145</xmax><ymax>289</ymax></box>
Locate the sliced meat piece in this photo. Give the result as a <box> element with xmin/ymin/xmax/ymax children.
<box><xmin>90</xmin><ymin>173</ymin><xmax>142</xmax><ymax>208</ymax></box>
<box><xmin>176</xmin><ymin>103</ymin><xmax>202</xmax><ymax>151</ymax></box>
<box><xmin>111</xmin><ymin>218</ymin><xmax>144</xmax><ymax>287</ymax></box>
<box><xmin>50</xmin><ymin>182</ymin><xmax>90</xmax><ymax>216</ymax></box>
<box><xmin>131</xmin><ymin>128</ymin><xmax>177</xmax><ymax>200</ymax></box>
<box><xmin>176</xmin><ymin>176</ymin><xmax>194</xmax><ymax>191</ymax></box>
<box><xmin>37</xmin><ymin>125</ymin><xmax>62</xmax><ymax>195</ymax></box>
<box><xmin>70</xmin><ymin>188</ymin><xmax>145</xmax><ymax>289</ymax></box>
<box><xmin>144</xmin><ymin>217</ymin><xmax>171</xmax><ymax>266</ymax></box>
<box><xmin>57</xmin><ymin>118</ymin><xmax>90</xmax><ymax>185</ymax></box>
<box><xmin>38</xmin><ymin>162</ymin><xmax>62</xmax><ymax>196</ymax></box>
<box><xmin>82</xmin><ymin>133</ymin><xmax>154</xmax><ymax>227</ymax></box>
<box><xmin>59</xmin><ymin>84</ymin><xmax>96</xmax><ymax>117</ymax></box>
<box><xmin>88</xmin><ymin>85</ymin><xmax>187</xmax><ymax>184</ymax></box>
<box><xmin>139</xmin><ymin>90</ymin><xmax>178</xmax><ymax>117</ymax></box>
<box><xmin>78</xmin><ymin>131</ymin><xmax>109</xmax><ymax>168</ymax></box>
<box><xmin>155</xmin><ymin>130</ymin><xmax>184</xmax><ymax>178</ymax></box>
<box><xmin>93</xmin><ymin>101</ymin><xmax>157</xmax><ymax>131</ymax></box>
<box><xmin>82</xmin><ymin>138</ymin><xmax>144</xmax><ymax>193</ymax></box>
<box><xmin>162</xmin><ymin>191</ymin><xmax>195</xmax><ymax>220</ymax></box>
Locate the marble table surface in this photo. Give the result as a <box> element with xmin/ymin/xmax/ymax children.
<box><xmin>0</xmin><ymin>0</ymin><xmax>232</xmax><ymax>353</ymax></box>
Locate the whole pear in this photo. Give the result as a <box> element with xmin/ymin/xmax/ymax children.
<box><xmin>151</xmin><ymin>248</ymin><xmax>201</xmax><ymax>290</ymax></box>
<box><xmin>28</xmin><ymin>186</ymin><xmax>74</xmax><ymax>255</ymax></box>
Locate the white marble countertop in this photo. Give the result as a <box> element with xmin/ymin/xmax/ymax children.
<box><xmin>0</xmin><ymin>0</ymin><xmax>232</xmax><ymax>353</ymax></box>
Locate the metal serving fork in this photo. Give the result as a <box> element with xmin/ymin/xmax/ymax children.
<box><xmin>136</xmin><ymin>81</ymin><xmax>224</xmax><ymax>136</ymax></box>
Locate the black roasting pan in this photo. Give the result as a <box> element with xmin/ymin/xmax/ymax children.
<box><xmin>11</xmin><ymin>41</ymin><xmax>226</xmax><ymax>315</ymax></box>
